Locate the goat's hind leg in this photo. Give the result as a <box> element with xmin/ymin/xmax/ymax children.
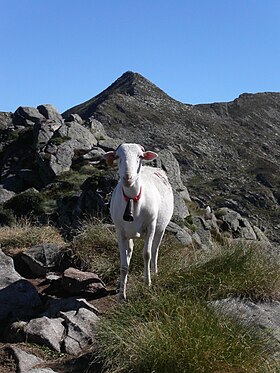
<box><xmin>151</xmin><ymin>229</ymin><xmax>165</xmax><ymax>274</ymax></box>
<box><xmin>143</xmin><ymin>222</ymin><xmax>156</xmax><ymax>286</ymax></box>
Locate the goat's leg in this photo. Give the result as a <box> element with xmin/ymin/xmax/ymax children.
<box><xmin>143</xmin><ymin>222</ymin><xmax>156</xmax><ymax>286</ymax></box>
<box><xmin>127</xmin><ymin>239</ymin><xmax>134</xmax><ymax>265</ymax></box>
<box><xmin>151</xmin><ymin>229</ymin><xmax>165</xmax><ymax>273</ymax></box>
<box><xmin>117</xmin><ymin>232</ymin><xmax>131</xmax><ymax>301</ymax></box>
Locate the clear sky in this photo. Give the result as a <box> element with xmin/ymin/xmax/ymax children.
<box><xmin>1</xmin><ymin>0</ymin><xmax>280</xmax><ymax>113</ymax></box>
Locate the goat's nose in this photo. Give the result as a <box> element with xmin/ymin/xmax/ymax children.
<box><xmin>123</xmin><ymin>174</ymin><xmax>132</xmax><ymax>183</ymax></box>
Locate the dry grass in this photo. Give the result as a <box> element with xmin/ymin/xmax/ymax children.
<box><xmin>0</xmin><ymin>219</ymin><xmax>64</xmax><ymax>255</ymax></box>
<box><xmin>71</xmin><ymin>219</ymin><xmax>119</xmax><ymax>285</ymax></box>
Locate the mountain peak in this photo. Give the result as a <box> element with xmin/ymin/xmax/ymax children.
<box><xmin>63</xmin><ymin>71</ymin><xmax>175</xmax><ymax>119</ymax></box>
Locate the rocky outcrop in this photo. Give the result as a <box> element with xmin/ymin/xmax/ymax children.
<box><xmin>0</xmin><ymin>247</ymin><xmax>103</xmax><ymax>356</ymax></box>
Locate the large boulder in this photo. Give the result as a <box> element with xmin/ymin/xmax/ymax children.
<box><xmin>37</xmin><ymin>121</ymin><xmax>98</xmax><ymax>184</ymax></box>
<box><xmin>37</xmin><ymin>104</ymin><xmax>64</xmax><ymax>124</ymax></box>
<box><xmin>60</xmin><ymin>307</ymin><xmax>100</xmax><ymax>355</ymax></box>
<box><xmin>26</xmin><ymin>316</ymin><xmax>65</xmax><ymax>351</ymax></box>
<box><xmin>155</xmin><ymin>149</ymin><xmax>190</xmax><ymax>220</ymax></box>
<box><xmin>0</xmin><ymin>250</ymin><xmax>42</xmax><ymax>322</ymax></box>
<box><xmin>13</xmin><ymin>106</ymin><xmax>45</xmax><ymax>126</ymax></box>
<box><xmin>33</xmin><ymin>120</ymin><xmax>62</xmax><ymax>150</ymax></box>
<box><xmin>20</xmin><ymin>243</ymin><xmax>66</xmax><ymax>277</ymax></box>
<box><xmin>0</xmin><ymin>279</ymin><xmax>42</xmax><ymax>322</ymax></box>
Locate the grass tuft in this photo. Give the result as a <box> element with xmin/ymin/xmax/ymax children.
<box><xmin>71</xmin><ymin>219</ymin><xmax>119</xmax><ymax>284</ymax></box>
<box><xmin>0</xmin><ymin>219</ymin><xmax>64</xmax><ymax>254</ymax></box>
<box><xmin>159</xmin><ymin>242</ymin><xmax>280</xmax><ymax>302</ymax></box>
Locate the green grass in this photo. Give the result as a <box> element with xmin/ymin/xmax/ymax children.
<box><xmin>88</xmin><ymin>236</ymin><xmax>280</xmax><ymax>373</ymax></box>
<box><xmin>160</xmin><ymin>243</ymin><xmax>280</xmax><ymax>302</ymax></box>
<box><xmin>94</xmin><ymin>289</ymin><xmax>276</xmax><ymax>373</ymax></box>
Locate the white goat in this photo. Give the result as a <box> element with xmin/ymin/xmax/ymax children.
<box><xmin>104</xmin><ymin>143</ymin><xmax>174</xmax><ymax>300</ymax></box>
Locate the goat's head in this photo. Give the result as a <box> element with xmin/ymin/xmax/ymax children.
<box><xmin>104</xmin><ymin>143</ymin><xmax>158</xmax><ymax>187</ymax></box>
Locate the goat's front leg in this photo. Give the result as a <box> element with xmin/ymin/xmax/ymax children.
<box><xmin>143</xmin><ymin>222</ymin><xmax>156</xmax><ymax>286</ymax></box>
<box><xmin>117</xmin><ymin>232</ymin><xmax>133</xmax><ymax>301</ymax></box>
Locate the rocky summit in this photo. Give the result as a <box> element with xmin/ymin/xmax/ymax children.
<box><xmin>64</xmin><ymin>71</ymin><xmax>280</xmax><ymax>243</ymax></box>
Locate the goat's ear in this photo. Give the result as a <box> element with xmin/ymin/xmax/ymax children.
<box><xmin>143</xmin><ymin>151</ymin><xmax>158</xmax><ymax>161</ymax></box>
<box><xmin>103</xmin><ymin>151</ymin><xmax>117</xmax><ymax>166</ymax></box>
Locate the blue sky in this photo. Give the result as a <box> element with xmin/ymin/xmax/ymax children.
<box><xmin>1</xmin><ymin>0</ymin><xmax>280</xmax><ymax>113</ymax></box>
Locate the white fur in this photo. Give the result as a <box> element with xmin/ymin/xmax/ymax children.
<box><xmin>104</xmin><ymin>143</ymin><xmax>174</xmax><ymax>300</ymax></box>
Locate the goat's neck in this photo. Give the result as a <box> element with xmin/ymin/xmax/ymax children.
<box><xmin>122</xmin><ymin>175</ymin><xmax>142</xmax><ymax>199</ymax></box>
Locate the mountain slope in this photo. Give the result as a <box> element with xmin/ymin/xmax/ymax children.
<box><xmin>64</xmin><ymin>72</ymin><xmax>280</xmax><ymax>242</ymax></box>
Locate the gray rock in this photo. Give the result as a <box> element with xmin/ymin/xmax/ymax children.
<box><xmin>61</xmin><ymin>267</ymin><xmax>106</xmax><ymax>296</ymax></box>
<box><xmin>216</xmin><ymin>208</ymin><xmax>257</xmax><ymax>240</ymax></box>
<box><xmin>82</xmin><ymin>147</ymin><xmax>105</xmax><ymax>161</ymax></box>
<box><xmin>0</xmin><ymin>249</ymin><xmax>22</xmax><ymax>288</ymax></box>
<box><xmin>59</xmin><ymin>307</ymin><xmax>100</xmax><ymax>355</ymax></box>
<box><xmin>33</xmin><ymin>120</ymin><xmax>62</xmax><ymax>149</ymax></box>
<box><xmin>64</xmin><ymin>113</ymin><xmax>84</xmax><ymax>124</ymax></box>
<box><xmin>42</xmin><ymin>297</ymin><xmax>100</xmax><ymax>318</ymax></box>
<box><xmin>6</xmin><ymin>346</ymin><xmax>44</xmax><ymax>373</ymax></box>
<box><xmin>0</xmin><ymin>185</ymin><xmax>16</xmax><ymax>203</ymax></box>
<box><xmin>87</xmin><ymin>118</ymin><xmax>108</xmax><ymax>140</ymax></box>
<box><xmin>98</xmin><ymin>137</ymin><xmax>123</xmax><ymax>150</ymax></box>
<box><xmin>252</xmin><ymin>225</ymin><xmax>271</xmax><ymax>243</ymax></box>
<box><xmin>0</xmin><ymin>111</ymin><xmax>13</xmax><ymax>130</ymax></box>
<box><xmin>14</xmin><ymin>106</ymin><xmax>45</xmax><ymax>125</ymax></box>
<box><xmin>193</xmin><ymin>216</ymin><xmax>213</xmax><ymax>250</ymax></box>
<box><xmin>210</xmin><ymin>298</ymin><xmax>280</xmax><ymax>357</ymax></box>
<box><xmin>0</xmin><ymin>279</ymin><xmax>42</xmax><ymax>322</ymax></box>
<box><xmin>20</xmin><ymin>243</ymin><xmax>66</xmax><ymax>277</ymax></box>
<box><xmin>37</xmin><ymin>104</ymin><xmax>63</xmax><ymax>123</ymax></box>
<box><xmin>167</xmin><ymin>221</ymin><xmax>193</xmax><ymax>245</ymax></box>
<box><xmin>57</xmin><ymin>121</ymin><xmax>97</xmax><ymax>148</ymax></box>
<box><xmin>36</xmin><ymin>121</ymin><xmax>98</xmax><ymax>183</ymax></box>
<box><xmin>26</xmin><ymin>316</ymin><xmax>65</xmax><ymax>352</ymax></box>
<box><xmin>156</xmin><ymin>149</ymin><xmax>190</xmax><ymax>220</ymax></box>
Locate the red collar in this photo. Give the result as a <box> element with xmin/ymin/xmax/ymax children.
<box><xmin>123</xmin><ymin>186</ymin><xmax>142</xmax><ymax>202</ymax></box>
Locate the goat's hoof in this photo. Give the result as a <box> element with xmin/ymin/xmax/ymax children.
<box><xmin>118</xmin><ymin>294</ymin><xmax>127</xmax><ymax>302</ymax></box>
<box><xmin>144</xmin><ymin>280</ymin><xmax>152</xmax><ymax>287</ymax></box>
